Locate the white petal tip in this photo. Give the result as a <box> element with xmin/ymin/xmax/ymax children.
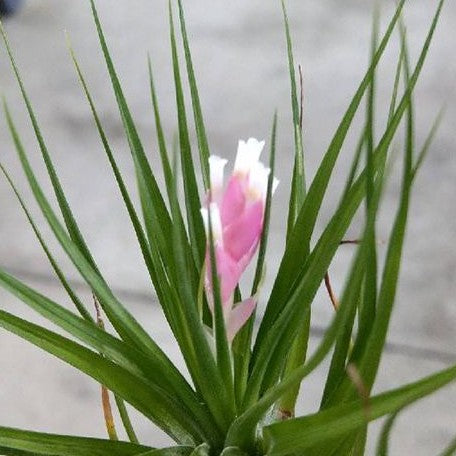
<box><xmin>234</xmin><ymin>138</ymin><xmax>266</xmax><ymax>175</ymax></box>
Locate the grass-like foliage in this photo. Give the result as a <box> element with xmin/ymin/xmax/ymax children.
<box><xmin>0</xmin><ymin>0</ymin><xmax>454</xmax><ymax>455</ymax></box>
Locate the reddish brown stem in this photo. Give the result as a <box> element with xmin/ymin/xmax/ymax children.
<box><xmin>340</xmin><ymin>239</ymin><xmax>361</xmax><ymax>245</ymax></box>
<box><xmin>324</xmin><ymin>272</ymin><xmax>339</xmax><ymax>311</ymax></box>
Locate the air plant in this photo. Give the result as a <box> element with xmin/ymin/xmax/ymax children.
<box><xmin>0</xmin><ymin>0</ymin><xmax>454</xmax><ymax>455</ymax></box>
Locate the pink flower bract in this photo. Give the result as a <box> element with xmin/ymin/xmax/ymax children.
<box><xmin>201</xmin><ymin>138</ymin><xmax>278</xmax><ymax>342</ymax></box>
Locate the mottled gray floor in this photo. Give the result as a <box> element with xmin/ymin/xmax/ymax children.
<box><xmin>0</xmin><ymin>0</ymin><xmax>455</xmax><ymax>454</ymax></box>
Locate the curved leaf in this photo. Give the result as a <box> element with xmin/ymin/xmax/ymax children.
<box><xmin>264</xmin><ymin>364</ymin><xmax>456</xmax><ymax>455</ymax></box>
<box><xmin>0</xmin><ymin>426</ymin><xmax>150</xmax><ymax>456</ymax></box>
<box><xmin>376</xmin><ymin>412</ymin><xmax>400</xmax><ymax>456</ymax></box>
<box><xmin>0</xmin><ymin>310</ymin><xmax>202</xmax><ymax>445</ymax></box>
<box><xmin>254</xmin><ymin>0</ymin><xmax>407</xmax><ymax>352</ymax></box>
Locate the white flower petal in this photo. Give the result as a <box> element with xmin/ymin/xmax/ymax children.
<box><xmin>234</xmin><ymin>138</ymin><xmax>265</xmax><ymax>176</ymax></box>
<box><xmin>209</xmin><ymin>155</ymin><xmax>228</xmax><ymax>195</ymax></box>
<box><xmin>248</xmin><ymin>161</ymin><xmax>271</xmax><ymax>202</ymax></box>
<box><xmin>200</xmin><ymin>203</ymin><xmax>223</xmax><ymax>244</ymax></box>
<box><xmin>246</xmin><ymin>138</ymin><xmax>265</xmax><ymax>156</ymax></box>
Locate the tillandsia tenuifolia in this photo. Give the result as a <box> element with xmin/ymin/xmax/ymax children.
<box><xmin>0</xmin><ymin>0</ymin><xmax>454</xmax><ymax>455</ymax></box>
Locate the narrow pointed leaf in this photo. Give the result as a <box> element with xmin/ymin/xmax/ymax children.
<box><xmin>0</xmin><ymin>311</ymin><xmax>202</xmax><ymax>444</ymax></box>
<box><xmin>0</xmin><ymin>268</ymin><xmax>218</xmax><ymax>444</ymax></box>
<box><xmin>0</xmin><ymin>23</ymin><xmax>99</xmax><ymax>272</ymax></box>
<box><xmin>169</xmin><ymin>2</ymin><xmax>205</xmax><ymax>269</ymax></box>
<box><xmin>254</xmin><ymin>0</ymin><xmax>443</xmax><ymax>366</ymax></box>
<box><xmin>376</xmin><ymin>412</ymin><xmax>400</xmax><ymax>456</ymax></box>
<box><xmin>264</xmin><ymin>364</ymin><xmax>456</xmax><ymax>455</ymax></box>
<box><xmin>0</xmin><ymin>163</ymin><xmax>92</xmax><ymax>323</ymax></box>
<box><xmin>147</xmin><ymin>56</ymin><xmax>200</xmax><ymax>307</ymax></box>
<box><xmin>177</xmin><ymin>0</ymin><xmax>211</xmax><ymax>190</ymax></box>
<box><xmin>2</xmin><ymin>100</ymin><xmax>193</xmax><ymax>394</ymax></box>
<box><xmin>228</xmin><ymin>179</ymin><xmax>383</xmax><ymax>447</ymax></box>
<box><xmin>89</xmin><ymin>0</ymin><xmax>175</xmax><ymax>279</ymax></box>
<box><xmin>67</xmin><ymin>39</ymin><xmax>161</xmax><ymax>302</ymax></box>
<box><xmin>324</xmin><ymin>0</ymin><xmax>446</xmax><ymax>408</ymax></box>
<box><xmin>148</xmin><ymin>56</ymin><xmax>174</xmax><ymax>201</ymax></box>
<box><xmin>281</xmin><ymin>0</ymin><xmax>306</xmax><ymax>240</ymax></box>
<box><xmin>255</xmin><ymin>0</ymin><xmax>407</xmax><ymax>352</ymax></box>
<box><xmin>0</xmin><ymin>427</ymin><xmax>150</xmax><ymax>456</ymax></box>
<box><xmin>168</xmin><ymin>142</ymin><xmax>230</xmax><ymax>435</ymax></box>
<box><xmin>114</xmin><ymin>395</ymin><xmax>139</xmax><ymax>444</ymax></box>
<box><xmin>412</xmin><ymin>107</ymin><xmax>444</xmax><ymax>179</ymax></box>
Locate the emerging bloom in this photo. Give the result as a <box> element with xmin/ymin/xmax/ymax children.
<box><xmin>201</xmin><ymin>138</ymin><xmax>279</xmax><ymax>342</ymax></box>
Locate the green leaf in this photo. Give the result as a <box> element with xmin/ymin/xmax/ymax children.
<box><xmin>65</xmin><ymin>48</ymin><xmax>172</xmax><ymax>445</ymax></box>
<box><xmin>169</xmin><ymin>2</ymin><xmax>206</xmax><ymax>270</ymax></box>
<box><xmin>0</xmin><ymin>23</ymin><xmax>99</xmax><ymax>274</ymax></box>
<box><xmin>275</xmin><ymin>306</ymin><xmax>310</xmax><ymax>417</ymax></box>
<box><xmin>412</xmin><ymin>107</ymin><xmax>445</xmax><ymax>180</ymax></box>
<box><xmin>241</xmin><ymin>182</ymin><xmax>365</xmax><ymax>412</ymax></box>
<box><xmin>176</xmin><ymin>0</ymin><xmax>211</xmax><ymax>190</ymax></box>
<box><xmin>251</xmin><ymin>113</ymin><xmax>278</xmax><ymax>296</ymax></box>
<box><xmin>0</xmin><ymin>269</ymin><xmax>161</xmax><ymax>386</ymax></box>
<box><xmin>229</xmin><ymin>98</ymin><xmax>390</xmax><ymax>446</ymax></box>
<box><xmin>114</xmin><ymin>395</ymin><xmax>140</xmax><ymax>445</ymax></box>
<box><xmin>147</xmin><ymin>58</ymin><xmax>200</xmax><ymax>305</ymax></box>
<box><xmin>88</xmin><ymin>0</ymin><xmax>176</xmax><ymax>284</ymax></box>
<box><xmin>66</xmin><ymin>38</ymin><xmax>162</xmax><ymax>305</ymax></box>
<box><xmin>354</xmin><ymin>16</ymin><xmax>414</xmax><ymax>395</ymax></box>
<box><xmin>375</xmin><ymin>412</ymin><xmax>400</xmax><ymax>456</ymax></box>
<box><xmin>241</xmin><ymin>138</ymin><xmax>388</xmax><ymax>415</ymax></box>
<box><xmin>0</xmin><ymin>163</ymin><xmax>93</xmax><ymax>323</ymax></box>
<box><xmin>263</xmin><ymin>364</ymin><xmax>456</xmax><ymax>455</ymax></box>
<box><xmin>319</xmin><ymin>290</ymin><xmax>359</xmax><ymax>410</ymax></box>
<box><xmin>274</xmin><ymin>16</ymin><xmax>319</xmax><ymax>394</ymax></box>
<box><xmin>254</xmin><ymin>0</ymin><xmax>407</xmax><ymax>353</ymax></box>
<box><xmin>147</xmin><ymin>56</ymin><xmax>175</xmax><ymax>202</ymax></box>
<box><xmin>2</xmin><ymin>100</ymin><xmax>222</xmax><ymax>443</ymax></box>
<box><xmin>251</xmin><ymin>0</ymin><xmax>444</xmax><ymax>398</ymax></box>
<box><xmin>0</xmin><ymin>311</ymin><xmax>202</xmax><ymax>444</ymax></box>
<box><xmin>0</xmin><ymin>426</ymin><xmax>150</xmax><ymax>456</ymax></box>
<box><xmin>439</xmin><ymin>436</ymin><xmax>456</xmax><ymax>456</ymax></box>
<box><xmin>359</xmin><ymin>1</ymin><xmax>380</xmax><ymax>355</ymax></box>
<box><xmin>281</xmin><ymin>0</ymin><xmax>306</xmax><ymax>240</ymax></box>
<box><xmin>0</xmin><ymin>266</ymin><xmax>220</xmax><ymax>445</ymax></box>
<box><xmin>67</xmin><ymin>45</ymin><xmax>204</xmax><ymax>413</ymax></box>
<box><xmin>387</xmin><ymin>38</ymin><xmax>404</xmax><ymax>123</ymax></box>
<box><xmin>168</xmin><ymin>137</ymin><xmax>230</xmax><ymax>436</ymax></box>
<box><xmin>344</xmin><ymin>18</ymin><xmax>405</xmax><ymax>378</ymax></box>
<box><xmin>2</xmin><ymin>100</ymin><xmax>181</xmax><ymax>375</ymax></box>
<box><xmin>328</xmin><ymin>0</ymin><xmax>446</xmax><ymax>406</ymax></box>
<box><xmin>321</xmin><ymin>10</ymin><xmax>382</xmax><ymax>409</ymax></box>
<box><xmin>227</xmin><ymin>176</ymin><xmax>383</xmax><ymax>448</ymax></box>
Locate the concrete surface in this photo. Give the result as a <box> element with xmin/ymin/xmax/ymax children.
<box><xmin>0</xmin><ymin>0</ymin><xmax>455</xmax><ymax>454</ymax></box>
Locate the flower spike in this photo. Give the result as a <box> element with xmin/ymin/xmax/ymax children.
<box><xmin>202</xmin><ymin>138</ymin><xmax>278</xmax><ymax>342</ymax></box>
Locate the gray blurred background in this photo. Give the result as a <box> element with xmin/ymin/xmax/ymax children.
<box><xmin>0</xmin><ymin>0</ymin><xmax>455</xmax><ymax>454</ymax></box>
